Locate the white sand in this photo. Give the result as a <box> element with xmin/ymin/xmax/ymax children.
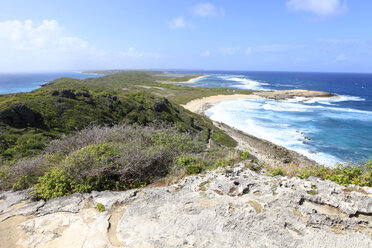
<box><xmin>181</xmin><ymin>94</ymin><xmax>261</xmax><ymax>113</ymax></box>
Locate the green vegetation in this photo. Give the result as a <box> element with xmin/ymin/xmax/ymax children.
<box><xmin>0</xmin><ymin>71</ymin><xmax>370</xmax><ymax>201</ymax></box>
<box><xmin>269</xmin><ymin>168</ymin><xmax>285</xmax><ymax>177</ymax></box>
<box><xmin>0</xmin><ymin>71</ymin><xmax>238</xmax><ymax>161</ymax></box>
<box><xmin>306</xmin><ymin>190</ymin><xmax>318</xmax><ymax>195</ymax></box>
<box><xmin>0</xmin><ymin>124</ymin><xmax>237</xmax><ymax>200</ymax></box>
<box><xmin>96</xmin><ymin>203</ymin><xmax>105</xmax><ymax>212</ymax></box>
<box><xmin>199</xmin><ymin>180</ymin><xmax>211</xmax><ymax>191</ymax></box>
<box><xmin>240</xmin><ymin>151</ymin><xmax>250</xmax><ymax>161</ymax></box>
<box><xmin>295</xmin><ymin>162</ymin><xmax>372</xmax><ymax>187</ymax></box>
<box><xmin>265</xmin><ymin>161</ymin><xmax>372</xmax><ymax>187</ymax></box>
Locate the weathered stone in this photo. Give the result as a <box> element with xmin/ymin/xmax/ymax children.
<box><xmin>0</xmin><ymin>164</ymin><xmax>371</xmax><ymax>248</ymax></box>
<box><xmin>0</xmin><ymin>189</ymin><xmax>33</xmax><ymax>213</ymax></box>
<box><xmin>36</xmin><ymin>193</ymin><xmax>84</xmax><ymax>216</ymax></box>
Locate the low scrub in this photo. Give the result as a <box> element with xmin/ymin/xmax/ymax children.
<box><xmin>267</xmin><ymin>161</ymin><xmax>372</xmax><ymax>187</ymax></box>
<box><xmin>0</xmin><ymin>124</ymin><xmax>225</xmax><ymax>200</ymax></box>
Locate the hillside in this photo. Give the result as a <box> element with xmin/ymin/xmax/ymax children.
<box><xmin>0</xmin><ymin>71</ymin><xmax>239</xmax><ymax>161</ymax></box>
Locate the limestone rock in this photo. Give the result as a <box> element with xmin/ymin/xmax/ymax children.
<box><xmin>0</xmin><ymin>163</ymin><xmax>371</xmax><ymax>248</ymax></box>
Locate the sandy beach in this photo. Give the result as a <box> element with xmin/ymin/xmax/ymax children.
<box><xmin>181</xmin><ymin>94</ymin><xmax>261</xmax><ymax>113</ymax></box>
<box><xmin>182</xmin><ymin>89</ymin><xmax>334</xmax><ymax>114</ymax></box>
<box><xmin>158</xmin><ymin>75</ymin><xmax>208</xmax><ymax>84</ymax></box>
<box><xmin>184</xmin><ymin>75</ymin><xmax>208</xmax><ymax>83</ymax></box>
<box><xmin>181</xmin><ymin>89</ymin><xmax>336</xmax><ymax>168</ymax></box>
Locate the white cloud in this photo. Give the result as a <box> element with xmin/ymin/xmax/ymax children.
<box><xmin>201</xmin><ymin>50</ymin><xmax>211</xmax><ymax>57</ymax></box>
<box><xmin>218</xmin><ymin>47</ymin><xmax>241</xmax><ymax>55</ymax></box>
<box><xmin>0</xmin><ymin>19</ymin><xmax>162</xmax><ymax>72</ymax></box>
<box><xmin>244</xmin><ymin>47</ymin><xmax>252</xmax><ymax>55</ymax></box>
<box><xmin>252</xmin><ymin>44</ymin><xmax>304</xmax><ymax>53</ymax></box>
<box><xmin>286</xmin><ymin>0</ymin><xmax>347</xmax><ymax>16</ymax></box>
<box><xmin>168</xmin><ymin>16</ymin><xmax>192</xmax><ymax>29</ymax></box>
<box><xmin>190</xmin><ymin>3</ymin><xmax>224</xmax><ymax>17</ymax></box>
<box><xmin>0</xmin><ymin>20</ymin><xmax>89</xmax><ymax>51</ymax></box>
<box><xmin>334</xmin><ymin>54</ymin><xmax>348</xmax><ymax>62</ymax></box>
<box><xmin>119</xmin><ymin>47</ymin><xmax>143</xmax><ymax>58</ymax></box>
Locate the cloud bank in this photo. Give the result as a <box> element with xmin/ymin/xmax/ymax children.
<box><xmin>0</xmin><ymin>20</ymin><xmax>160</xmax><ymax>72</ymax></box>
<box><xmin>286</xmin><ymin>0</ymin><xmax>348</xmax><ymax>16</ymax></box>
<box><xmin>190</xmin><ymin>3</ymin><xmax>224</xmax><ymax>17</ymax></box>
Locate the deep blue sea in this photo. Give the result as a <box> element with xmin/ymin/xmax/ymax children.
<box><xmin>176</xmin><ymin>71</ymin><xmax>372</xmax><ymax>166</ymax></box>
<box><xmin>0</xmin><ymin>72</ymin><xmax>102</xmax><ymax>95</ymax></box>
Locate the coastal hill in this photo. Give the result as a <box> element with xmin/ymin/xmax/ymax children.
<box><xmin>0</xmin><ymin>71</ymin><xmax>371</xmax><ymax>247</ymax></box>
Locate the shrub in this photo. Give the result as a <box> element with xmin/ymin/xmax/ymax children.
<box><xmin>211</xmin><ymin>130</ymin><xmax>237</xmax><ymax>148</ymax></box>
<box><xmin>175</xmin><ymin>155</ymin><xmax>207</xmax><ymax>175</ymax></box>
<box><xmin>269</xmin><ymin>168</ymin><xmax>285</xmax><ymax>177</ymax></box>
<box><xmin>240</xmin><ymin>151</ymin><xmax>250</xmax><ymax>161</ymax></box>
<box><xmin>33</xmin><ymin>168</ymin><xmax>73</xmax><ymax>200</ymax></box>
<box><xmin>295</xmin><ymin>161</ymin><xmax>372</xmax><ymax>187</ymax></box>
<box><xmin>244</xmin><ymin>162</ymin><xmax>263</xmax><ymax>172</ymax></box>
<box><xmin>96</xmin><ymin>203</ymin><xmax>105</xmax><ymax>212</ymax></box>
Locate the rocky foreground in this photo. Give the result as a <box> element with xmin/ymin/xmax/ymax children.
<box><xmin>0</xmin><ymin>162</ymin><xmax>371</xmax><ymax>248</ymax></box>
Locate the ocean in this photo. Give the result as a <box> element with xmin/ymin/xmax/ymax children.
<box><xmin>1</xmin><ymin>71</ymin><xmax>371</xmax><ymax>166</ymax></box>
<box><xmin>0</xmin><ymin>72</ymin><xmax>102</xmax><ymax>95</ymax></box>
<box><xmin>176</xmin><ymin>71</ymin><xmax>372</xmax><ymax>166</ymax></box>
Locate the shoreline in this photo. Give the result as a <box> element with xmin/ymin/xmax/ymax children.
<box><xmin>158</xmin><ymin>74</ymin><xmax>208</xmax><ymax>84</ymax></box>
<box><xmin>182</xmin><ymin>89</ymin><xmax>335</xmax><ymax>114</ymax></box>
<box><xmin>183</xmin><ymin>75</ymin><xmax>208</xmax><ymax>84</ymax></box>
<box><xmin>182</xmin><ymin>89</ymin><xmax>338</xmax><ymax>168</ymax></box>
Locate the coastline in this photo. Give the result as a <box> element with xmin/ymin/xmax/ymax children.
<box><xmin>181</xmin><ymin>94</ymin><xmax>260</xmax><ymax>113</ymax></box>
<box><xmin>182</xmin><ymin>89</ymin><xmax>338</xmax><ymax>168</ymax></box>
<box><xmin>159</xmin><ymin>74</ymin><xmax>208</xmax><ymax>84</ymax></box>
<box><xmin>182</xmin><ymin>75</ymin><xmax>208</xmax><ymax>84</ymax></box>
<box><xmin>182</xmin><ymin>89</ymin><xmax>335</xmax><ymax>114</ymax></box>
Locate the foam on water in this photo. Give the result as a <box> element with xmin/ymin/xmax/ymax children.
<box><xmin>206</xmin><ymin>97</ymin><xmax>371</xmax><ymax>167</ymax></box>
<box><xmin>219</xmin><ymin>75</ymin><xmax>271</xmax><ymax>91</ymax></box>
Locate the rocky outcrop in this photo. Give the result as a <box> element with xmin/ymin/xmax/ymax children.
<box><xmin>153</xmin><ymin>98</ymin><xmax>170</xmax><ymax>112</ymax></box>
<box><xmin>253</xmin><ymin>89</ymin><xmax>335</xmax><ymax>100</ymax></box>
<box><xmin>0</xmin><ymin>163</ymin><xmax>371</xmax><ymax>248</ymax></box>
<box><xmin>60</xmin><ymin>90</ymin><xmax>76</xmax><ymax>99</ymax></box>
<box><xmin>0</xmin><ymin>104</ymin><xmax>37</xmax><ymax>127</ymax></box>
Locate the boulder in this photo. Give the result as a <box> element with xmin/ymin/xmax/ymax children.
<box><xmin>153</xmin><ymin>98</ymin><xmax>170</xmax><ymax>112</ymax></box>
<box><xmin>0</xmin><ymin>104</ymin><xmax>36</xmax><ymax>127</ymax></box>
<box><xmin>51</xmin><ymin>91</ymin><xmax>59</xmax><ymax>96</ymax></box>
<box><xmin>60</xmin><ymin>90</ymin><xmax>76</xmax><ymax>99</ymax></box>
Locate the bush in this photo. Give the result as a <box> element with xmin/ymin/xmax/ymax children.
<box><xmin>33</xmin><ymin>168</ymin><xmax>73</xmax><ymax>200</ymax></box>
<box><xmin>294</xmin><ymin>161</ymin><xmax>371</xmax><ymax>187</ymax></box>
<box><xmin>96</xmin><ymin>203</ymin><xmax>105</xmax><ymax>212</ymax></box>
<box><xmin>175</xmin><ymin>155</ymin><xmax>207</xmax><ymax>175</ymax></box>
<box><xmin>269</xmin><ymin>168</ymin><xmax>285</xmax><ymax>177</ymax></box>
<box><xmin>240</xmin><ymin>151</ymin><xmax>250</xmax><ymax>161</ymax></box>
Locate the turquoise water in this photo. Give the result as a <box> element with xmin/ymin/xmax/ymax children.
<box><xmin>0</xmin><ymin>72</ymin><xmax>102</xmax><ymax>95</ymax></box>
<box><xmin>177</xmin><ymin>71</ymin><xmax>372</xmax><ymax>166</ymax></box>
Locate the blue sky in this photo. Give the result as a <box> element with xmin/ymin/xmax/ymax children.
<box><xmin>0</xmin><ymin>0</ymin><xmax>371</xmax><ymax>73</ymax></box>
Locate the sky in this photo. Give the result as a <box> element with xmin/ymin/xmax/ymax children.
<box><xmin>0</xmin><ymin>0</ymin><xmax>371</xmax><ymax>73</ymax></box>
